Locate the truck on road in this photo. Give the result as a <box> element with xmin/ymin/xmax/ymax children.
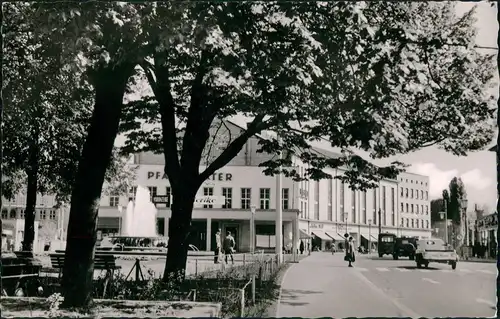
<box><xmin>378</xmin><ymin>232</ymin><xmax>396</xmax><ymax>258</ymax></box>
<box><xmin>393</xmin><ymin>236</ymin><xmax>418</xmax><ymax>260</ymax></box>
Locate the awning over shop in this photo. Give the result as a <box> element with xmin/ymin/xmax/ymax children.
<box><xmin>311</xmin><ymin>230</ymin><xmax>332</xmax><ymax>241</ymax></box>
<box><xmin>361</xmin><ymin>232</ymin><xmax>378</xmax><ymax>241</ymax></box>
<box><xmin>326</xmin><ymin>232</ymin><xmax>344</xmax><ymax>241</ymax></box>
<box><xmin>299</xmin><ymin>229</ymin><xmax>312</xmax><ymax>239</ymax></box>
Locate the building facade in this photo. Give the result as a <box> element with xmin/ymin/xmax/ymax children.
<box><xmin>1</xmin><ymin>121</ymin><xmax>432</xmax><ymax>253</ymax></box>
<box><xmin>1</xmin><ymin>193</ymin><xmax>65</xmax><ymax>251</ymax></box>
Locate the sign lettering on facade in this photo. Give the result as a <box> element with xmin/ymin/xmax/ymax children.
<box><xmin>193</xmin><ymin>196</ymin><xmax>226</xmax><ymax>206</ymax></box>
<box><xmin>147</xmin><ymin>171</ymin><xmax>232</xmax><ymax>181</ymax></box>
<box><xmin>310</xmin><ymin>223</ymin><xmax>323</xmax><ymax>229</ymax></box>
<box><xmin>152</xmin><ymin>196</ymin><xmax>171</xmax><ymax>205</ymax></box>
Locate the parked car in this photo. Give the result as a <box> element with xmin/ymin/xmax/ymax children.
<box><xmin>415</xmin><ymin>238</ymin><xmax>458</xmax><ymax>269</ymax></box>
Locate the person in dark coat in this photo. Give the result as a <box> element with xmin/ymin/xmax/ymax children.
<box><xmin>345</xmin><ymin>236</ymin><xmax>355</xmax><ymax>267</ymax></box>
<box><xmin>299</xmin><ymin>240</ymin><xmax>304</xmax><ymax>254</ymax></box>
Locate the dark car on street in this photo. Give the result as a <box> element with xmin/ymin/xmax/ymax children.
<box><xmin>378</xmin><ymin>232</ymin><xmax>397</xmax><ymax>258</ymax></box>
<box><xmin>393</xmin><ymin>236</ymin><xmax>418</xmax><ymax>260</ymax></box>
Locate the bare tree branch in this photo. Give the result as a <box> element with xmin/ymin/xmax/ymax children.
<box><xmin>198</xmin><ymin>114</ymin><xmax>268</xmax><ymax>184</ymax></box>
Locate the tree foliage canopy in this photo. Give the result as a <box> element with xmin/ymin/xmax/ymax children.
<box><xmin>114</xmin><ymin>2</ymin><xmax>496</xmax><ymax>191</ymax></box>
<box><xmin>3</xmin><ymin>2</ymin><xmax>137</xmax><ymax>203</ymax></box>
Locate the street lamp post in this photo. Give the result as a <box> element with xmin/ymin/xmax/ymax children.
<box><xmin>275</xmin><ymin>137</ymin><xmax>283</xmax><ymax>264</ymax></box>
<box><xmin>250</xmin><ymin>205</ymin><xmax>256</xmax><ymax>254</ymax></box>
<box><xmin>462</xmin><ymin>199</ymin><xmax>469</xmax><ymax>246</ymax></box>
<box><xmin>368</xmin><ymin>219</ymin><xmax>372</xmax><ymax>253</ymax></box>
<box><xmin>378</xmin><ymin>209</ymin><xmax>382</xmax><ymax>234</ymax></box>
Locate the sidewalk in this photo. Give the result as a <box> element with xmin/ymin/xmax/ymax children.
<box><xmin>276</xmin><ymin>252</ymin><xmax>417</xmax><ymax>318</ymax></box>
<box><xmin>459</xmin><ymin>257</ymin><xmax>496</xmax><ymax>263</ymax></box>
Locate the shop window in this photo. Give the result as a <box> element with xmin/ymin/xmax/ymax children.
<box><xmin>241</xmin><ymin>188</ymin><xmax>251</xmax><ymax>209</ymax></box>
<box><xmin>222</xmin><ymin>187</ymin><xmax>232</xmax><ymax>209</ymax></box>
<box><xmin>259</xmin><ymin>188</ymin><xmax>270</xmax><ymax>210</ymax></box>
<box><xmin>109</xmin><ymin>194</ymin><xmax>119</xmax><ymax>207</ymax></box>
<box><xmin>49</xmin><ymin>210</ymin><xmax>56</xmax><ymax>220</ymax></box>
<box><xmin>203</xmin><ymin>187</ymin><xmax>214</xmax><ymax>208</ymax></box>
<box><xmin>282</xmin><ymin>188</ymin><xmax>289</xmax><ymax>210</ymax></box>
<box><xmin>129</xmin><ymin>186</ymin><xmax>137</xmax><ymax>202</ymax></box>
<box><xmin>148</xmin><ymin>187</ymin><xmax>157</xmax><ymax>202</ymax></box>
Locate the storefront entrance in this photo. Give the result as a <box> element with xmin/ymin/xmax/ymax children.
<box><xmin>187</xmin><ymin>220</ymin><xmax>207</xmax><ymax>251</ymax></box>
<box><xmin>223</xmin><ymin>224</ymin><xmax>240</xmax><ymax>252</ymax></box>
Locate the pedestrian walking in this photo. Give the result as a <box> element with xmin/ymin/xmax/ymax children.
<box><xmin>224</xmin><ymin>231</ymin><xmax>236</xmax><ymax>264</ymax></box>
<box><xmin>214</xmin><ymin>228</ymin><xmax>222</xmax><ymax>264</ymax></box>
<box><xmin>299</xmin><ymin>240</ymin><xmax>304</xmax><ymax>255</ymax></box>
<box><xmin>344</xmin><ymin>236</ymin><xmax>355</xmax><ymax>267</ymax></box>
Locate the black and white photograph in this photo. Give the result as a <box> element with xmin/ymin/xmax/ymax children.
<box><xmin>1</xmin><ymin>1</ymin><xmax>498</xmax><ymax>318</ymax></box>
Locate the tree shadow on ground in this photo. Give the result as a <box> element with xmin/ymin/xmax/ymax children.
<box><xmin>279</xmin><ymin>288</ymin><xmax>322</xmax><ymax>307</ymax></box>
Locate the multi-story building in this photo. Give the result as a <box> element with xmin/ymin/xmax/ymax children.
<box><xmin>2</xmin><ymin>121</ymin><xmax>432</xmax><ymax>253</ymax></box>
<box><xmin>397</xmin><ymin>172</ymin><xmax>431</xmax><ymax>234</ymax></box>
<box><xmin>1</xmin><ymin>193</ymin><xmax>66</xmax><ymax>251</ymax></box>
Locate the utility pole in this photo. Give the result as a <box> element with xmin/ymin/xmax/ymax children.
<box><xmin>378</xmin><ymin>209</ymin><xmax>382</xmax><ymax>234</ymax></box>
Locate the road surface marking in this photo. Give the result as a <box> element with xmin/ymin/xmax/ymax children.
<box><xmin>422</xmin><ymin>277</ymin><xmax>440</xmax><ymax>284</ymax></box>
<box><xmin>396</xmin><ymin>268</ymin><xmax>410</xmax><ymax>272</ymax></box>
<box><xmin>418</xmin><ymin>269</ymin><xmax>431</xmax><ymax>273</ymax></box>
<box><xmin>476</xmin><ymin>298</ymin><xmax>496</xmax><ymax>308</ymax></box>
<box><xmin>376</xmin><ymin>267</ymin><xmax>390</xmax><ymax>272</ymax></box>
<box><xmin>459</xmin><ymin>268</ymin><xmax>472</xmax><ymax>273</ymax></box>
<box><xmin>275</xmin><ymin>260</ymin><xmax>294</xmax><ymax>317</ymax></box>
<box><xmin>478</xmin><ymin>269</ymin><xmax>494</xmax><ymax>274</ymax></box>
<box><xmin>356</xmin><ymin>267</ymin><xmax>369</xmax><ymax>272</ymax></box>
<box><xmin>352</xmin><ymin>270</ymin><xmax>422</xmax><ymax>318</ymax></box>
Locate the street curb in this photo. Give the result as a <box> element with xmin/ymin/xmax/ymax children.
<box><xmin>459</xmin><ymin>259</ymin><xmax>496</xmax><ymax>264</ymax></box>
<box><xmin>264</xmin><ymin>255</ymin><xmax>311</xmax><ymax>318</ymax></box>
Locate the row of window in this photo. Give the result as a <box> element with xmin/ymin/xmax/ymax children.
<box><xmin>400</xmin><ymin>202</ymin><xmax>429</xmax><ymax>214</ymax></box>
<box><xmin>300</xmin><ymin>182</ymin><xmax>397</xmax><ymax>226</ymax></box>
<box><xmin>1</xmin><ymin>209</ymin><xmax>57</xmax><ymax>220</ymax></box>
<box><xmin>3</xmin><ymin>196</ymin><xmax>55</xmax><ymax>208</ymax></box>
<box><xmin>400</xmin><ymin>177</ymin><xmax>428</xmax><ymax>186</ymax></box>
<box><xmin>114</xmin><ymin>186</ymin><xmax>291</xmax><ymax>210</ymax></box>
<box><xmin>401</xmin><ymin>188</ymin><xmax>428</xmax><ymax>200</ymax></box>
<box><xmin>401</xmin><ymin>217</ymin><xmax>430</xmax><ymax>229</ymax></box>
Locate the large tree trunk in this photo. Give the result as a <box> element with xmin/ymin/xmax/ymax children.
<box><xmin>21</xmin><ymin>140</ymin><xmax>39</xmax><ymax>251</ymax></box>
<box><xmin>163</xmin><ymin>184</ymin><xmax>197</xmax><ymax>282</ymax></box>
<box><xmin>61</xmin><ymin>64</ymin><xmax>133</xmax><ymax>309</ymax></box>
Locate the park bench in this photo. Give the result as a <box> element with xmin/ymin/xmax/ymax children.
<box><xmin>48</xmin><ymin>252</ymin><xmax>121</xmax><ymax>298</ymax></box>
<box><xmin>1</xmin><ymin>251</ymin><xmax>42</xmax><ymax>296</ymax></box>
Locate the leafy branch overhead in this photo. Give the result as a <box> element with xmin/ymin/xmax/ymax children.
<box><xmin>118</xmin><ymin>2</ymin><xmax>494</xmax><ymax>190</ymax></box>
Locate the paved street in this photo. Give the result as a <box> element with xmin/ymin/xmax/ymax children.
<box><xmin>277</xmin><ymin>252</ymin><xmax>496</xmax><ymax>318</ymax></box>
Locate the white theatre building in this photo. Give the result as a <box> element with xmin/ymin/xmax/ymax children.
<box><xmin>96</xmin><ymin>121</ymin><xmax>432</xmax><ymax>252</ymax></box>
